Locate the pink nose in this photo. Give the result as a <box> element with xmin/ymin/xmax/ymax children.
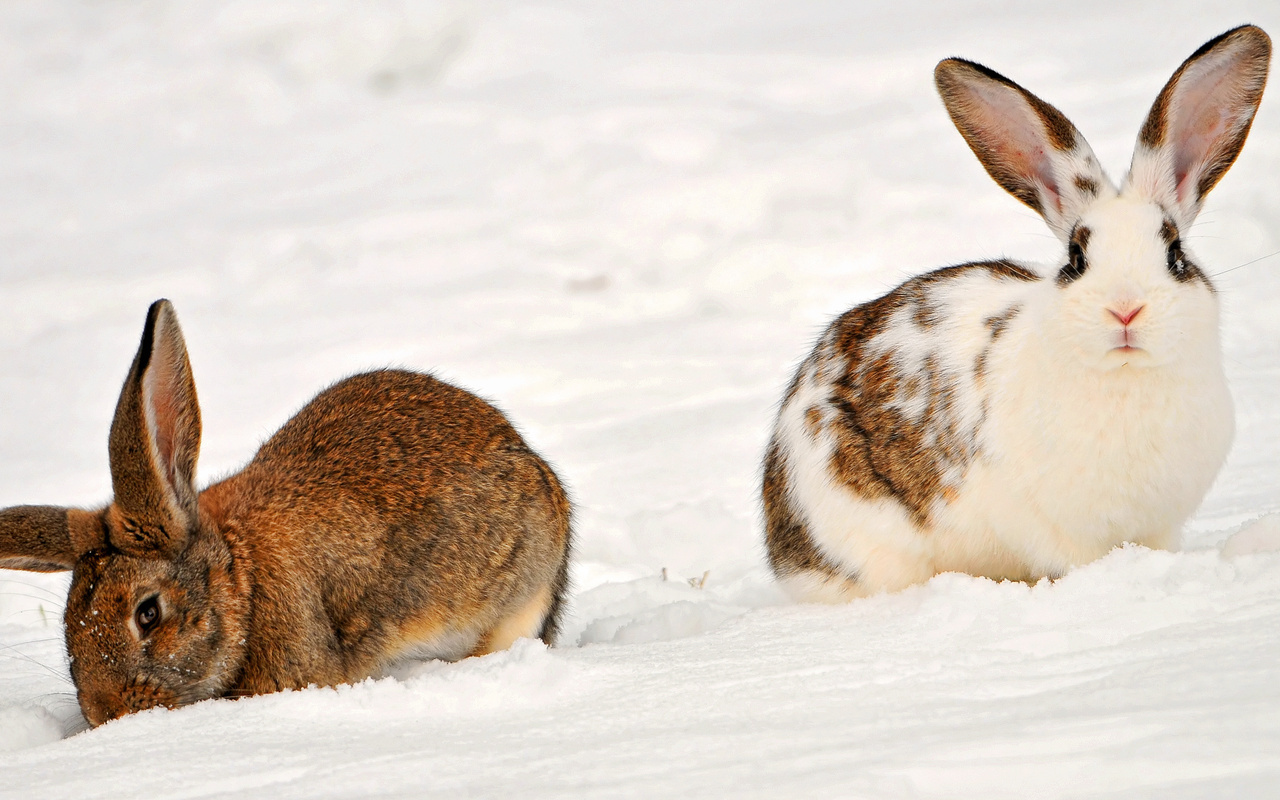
<box><xmin>1109</xmin><ymin>306</ymin><xmax>1143</xmax><ymax>326</ymax></box>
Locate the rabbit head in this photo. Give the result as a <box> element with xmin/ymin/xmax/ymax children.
<box><xmin>0</xmin><ymin>301</ymin><xmax>249</xmax><ymax>726</ymax></box>
<box><xmin>935</xmin><ymin>25</ymin><xmax>1270</xmax><ymax>372</ymax></box>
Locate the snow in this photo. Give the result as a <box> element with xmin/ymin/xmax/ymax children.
<box><xmin>1223</xmin><ymin>514</ymin><xmax>1280</xmax><ymax>557</ymax></box>
<box><xmin>2</xmin><ymin>1</ymin><xmax>1280</xmax><ymax>796</ymax></box>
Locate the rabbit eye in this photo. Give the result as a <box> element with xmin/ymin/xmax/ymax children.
<box><xmin>1057</xmin><ymin>241</ymin><xmax>1088</xmax><ymax>285</ymax></box>
<box><xmin>134</xmin><ymin>597</ymin><xmax>161</xmax><ymax>636</ymax></box>
<box><xmin>1167</xmin><ymin>239</ymin><xmax>1187</xmax><ymax>278</ymax></box>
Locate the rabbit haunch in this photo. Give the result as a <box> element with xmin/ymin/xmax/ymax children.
<box><xmin>764</xmin><ymin>25</ymin><xmax>1268</xmax><ymax>602</ymax></box>
<box><xmin>0</xmin><ymin>300</ymin><xmax>572</xmax><ymax>726</ymax></box>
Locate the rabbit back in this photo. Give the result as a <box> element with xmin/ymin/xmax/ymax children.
<box><xmin>199</xmin><ymin>369</ymin><xmax>572</xmax><ymax>691</ymax></box>
<box><xmin>766</xmin><ymin>261</ymin><xmax>1038</xmax><ymax>600</ymax></box>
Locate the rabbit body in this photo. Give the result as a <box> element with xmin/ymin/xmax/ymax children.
<box><xmin>766</xmin><ymin>251</ymin><xmax>1232</xmax><ymax>602</ymax></box>
<box><xmin>765</xmin><ymin>26</ymin><xmax>1269</xmax><ymax>601</ymax></box>
<box><xmin>195</xmin><ymin>370</ymin><xmax>571</xmax><ymax>693</ymax></box>
<box><xmin>2</xmin><ymin>303</ymin><xmax>571</xmax><ymax>726</ymax></box>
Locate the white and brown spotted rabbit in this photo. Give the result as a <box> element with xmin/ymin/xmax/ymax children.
<box><xmin>0</xmin><ymin>300</ymin><xmax>572</xmax><ymax>726</ymax></box>
<box><xmin>764</xmin><ymin>26</ymin><xmax>1270</xmax><ymax>601</ymax></box>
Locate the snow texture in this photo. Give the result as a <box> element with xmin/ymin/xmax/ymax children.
<box><xmin>2</xmin><ymin>1</ymin><xmax>1280</xmax><ymax>797</ymax></box>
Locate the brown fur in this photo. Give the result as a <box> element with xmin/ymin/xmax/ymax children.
<box><xmin>1073</xmin><ymin>175</ymin><xmax>1100</xmax><ymax>197</ymax></box>
<box><xmin>975</xmin><ymin>305</ymin><xmax>1022</xmax><ymax>383</ymax></box>
<box><xmin>762</xmin><ymin>442</ymin><xmax>850</xmax><ymax>582</ymax></box>
<box><xmin>827</xmin><ymin>262</ymin><xmax>1033</xmax><ymax>526</ymax></box>
<box><xmin>763</xmin><ymin>262</ymin><xmax>1036</xmax><ymax>582</ymax></box>
<box><xmin>0</xmin><ymin>506</ymin><xmax>77</xmax><ymax>572</ymax></box>
<box><xmin>0</xmin><ymin>300</ymin><xmax>573</xmax><ymax>726</ymax></box>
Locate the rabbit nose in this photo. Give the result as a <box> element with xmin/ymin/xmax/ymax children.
<box><xmin>1108</xmin><ymin>305</ymin><xmax>1144</xmax><ymax>326</ymax></box>
<box><xmin>79</xmin><ymin>693</ymin><xmax>116</xmax><ymax>727</ymax></box>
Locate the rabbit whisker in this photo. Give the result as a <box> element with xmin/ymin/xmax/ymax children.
<box><xmin>0</xmin><ymin>593</ymin><xmax>67</xmax><ymax>611</ymax></box>
<box><xmin>0</xmin><ymin>644</ymin><xmax>74</xmax><ymax>685</ymax></box>
<box><xmin>1211</xmin><ymin>249</ymin><xmax>1280</xmax><ymax>278</ymax></box>
<box><xmin>0</xmin><ymin>578</ymin><xmax>69</xmax><ymax>601</ymax></box>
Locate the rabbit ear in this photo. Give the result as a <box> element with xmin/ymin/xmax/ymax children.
<box><xmin>0</xmin><ymin>506</ymin><xmax>105</xmax><ymax>571</ymax></box>
<box><xmin>108</xmin><ymin>300</ymin><xmax>202</xmax><ymax>557</ymax></box>
<box><xmin>935</xmin><ymin>58</ymin><xmax>1112</xmax><ymax>240</ymax></box>
<box><xmin>1128</xmin><ymin>25</ymin><xmax>1271</xmax><ymax>229</ymax></box>
<box><xmin>0</xmin><ymin>506</ymin><xmax>76</xmax><ymax>571</ymax></box>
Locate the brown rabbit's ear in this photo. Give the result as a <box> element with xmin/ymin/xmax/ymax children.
<box><xmin>1128</xmin><ymin>25</ymin><xmax>1271</xmax><ymax>228</ymax></box>
<box><xmin>0</xmin><ymin>506</ymin><xmax>105</xmax><ymax>571</ymax></box>
<box><xmin>935</xmin><ymin>58</ymin><xmax>1114</xmax><ymax>240</ymax></box>
<box><xmin>108</xmin><ymin>300</ymin><xmax>202</xmax><ymax>557</ymax></box>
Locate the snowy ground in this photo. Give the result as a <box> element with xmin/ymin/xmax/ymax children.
<box><xmin>2</xmin><ymin>1</ymin><xmax>1280</xmax><ymax>797</ymax></box>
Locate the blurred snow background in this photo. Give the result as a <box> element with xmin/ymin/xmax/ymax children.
<box><xmin>1</xmin><ymin>1</ymin><xmax>1279</xmax><ymax>797</ymax></box>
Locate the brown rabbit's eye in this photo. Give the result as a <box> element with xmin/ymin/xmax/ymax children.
<box><xmin>134</xmin><ymin>597</ymin><xmax>161</xmax><ymax>636</ymax></box>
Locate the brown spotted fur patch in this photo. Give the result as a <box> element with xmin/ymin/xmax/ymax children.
<box><xmin>974</xmin><ymin>304</ymin><xmax>1022</xmax><ymax>383</ymax></box>
<box><xmin>762</xmin><ymin>442</ymin><xmax>852</xmax><ymax>582</ymax></box>
<box><xmin>1074</xmin><ymin>175</ymin><xmax>1100</xmax><ymax>197</ymax></box>
<box><xmin>764</xmin><ymin>260</ymin><xmax>1038</xmax><ymax>581</ymax></box>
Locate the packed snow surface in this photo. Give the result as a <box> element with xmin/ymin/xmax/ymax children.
<box><xmin>2</xmin><ymin>1</ymin><xmax>1280</xmax><ymax>797</ymax></box>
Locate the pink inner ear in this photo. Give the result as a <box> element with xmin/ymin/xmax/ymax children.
<box><xmin>1169</xmin><ymin>48</ymin><xmax>1258</xmax><ymax>203</ymax></box>
<box><xmin>965</xmin><ymin>81</ymin><xmax>1062</xmax><ymax>211</ymax></box>
<box><xmin>148</xmin><ymin>369</ymin><xmax>179</xmax><ymax>484</ymax></box>
<box><xmin>142</xmin><ymin>325</ymin><xmax>188</xmax><ymax>492</ymax></box>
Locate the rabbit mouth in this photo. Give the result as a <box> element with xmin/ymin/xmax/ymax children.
<box><xmin>79</xmin><ymin>679</ymin><xmax>181</xmax><ymax>727</ymax></box>
<box><xmin>1108</xmin><ymin>343</ymin><xmax>1149</xmax><ymax>357</ymax></box>
<box><xmin>1109</xmin><ymin>326</ymin><xmax>1144</xmax><ymax>353</ymax></box>
<box><xmin>1102</xmin><ymin>343</ymin><xmax>1159</xmax><ymax>369</ymax></box>
<box><xmin>1095</xmin><ymin>337</ymin><xmax>1156</xmax><ymax>366</ymax></box>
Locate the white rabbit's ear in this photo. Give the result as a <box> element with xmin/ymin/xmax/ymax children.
<box><xmin>108</xmin><ymin>299</ymin><xmax>202</xmax><ymax>557</ymax></box>
<box><xmin>1128</xmin><ymin>25</ymin><xmax>1271</xmax><ymax>229</ymax></box>
<box><xmin>935</xmin><ymin>58</ymin><xmax>1112</xmax><ymax>240</ymax></box>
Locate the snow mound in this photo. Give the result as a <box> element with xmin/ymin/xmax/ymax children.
<box><xmin>570</xmin><ymin>570</ymin><xmax>786</xmax><ymax>646</ymax></box>
<box><xmin>0</xmin><ymin>705</ymin><xmax>63</xmax><ymax>752</ymax></box>
<box><xmin>1222</xmin><ymin>514</ymin><xmax>1280</xmax><ymax>557</ymax></box>
<box><xmin>210</xmin><ymin>637</ymin><xmax>585</xmax><ymax>728</ymax></box>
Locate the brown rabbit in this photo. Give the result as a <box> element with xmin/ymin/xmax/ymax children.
<box><xmin>0</xmin><ymin>300</ymin><xmax>572</xmax><ymax>727</ymax></box>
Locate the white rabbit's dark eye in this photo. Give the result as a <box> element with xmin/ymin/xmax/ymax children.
<box><xmin>1057</xmin><ymin>240</ymin><xmax>1088</xmax><ymax>285</ymax></box>
<box><xmin>1167</xmin><ymin>239</ymin><xmax>1187</xmax><ymax>278</ymax></box>
<box><xmin>134</xmin><ymin>596</ymin><xmax>161</xmax><ymax>636</ymax></box>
